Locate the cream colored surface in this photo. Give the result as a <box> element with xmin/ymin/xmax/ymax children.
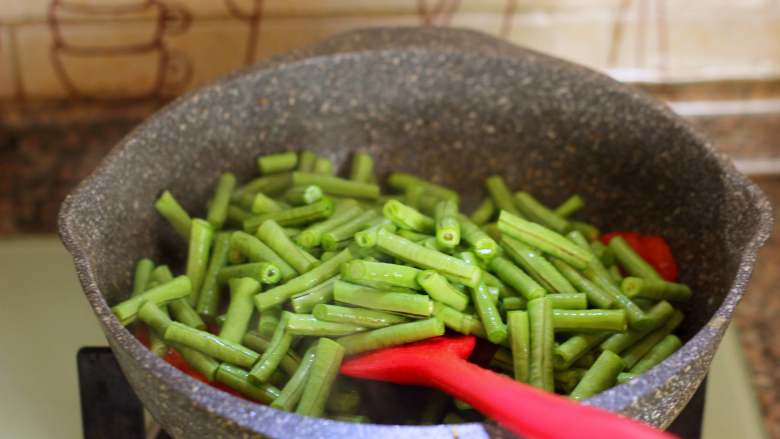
<box><xmin>0</xmin><ymin>236</ymin><xmax>767</xmax><ymax>438</ymax></box>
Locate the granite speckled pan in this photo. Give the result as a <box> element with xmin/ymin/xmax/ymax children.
<box><xmin>58</xmin><ymin>27</ymin><xmax>772</xmax><ymax>438</ymax></box>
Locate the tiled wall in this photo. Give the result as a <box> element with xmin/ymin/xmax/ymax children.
<box><xmin>1</xmin><ymin>0</ymin><xmax>780</xmax><ymax>102</ymax></box>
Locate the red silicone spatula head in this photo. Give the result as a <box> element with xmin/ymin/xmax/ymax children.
<box><xmin>340</xmin><ymin>335</ymin><xmax>475</xmax><ymax>385</ymax></box>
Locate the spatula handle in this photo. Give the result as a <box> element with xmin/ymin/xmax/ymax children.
<box><xmin>422</xmin><ymin>356</ymin><xmax>675</xmax><ymax>439</ymax></box>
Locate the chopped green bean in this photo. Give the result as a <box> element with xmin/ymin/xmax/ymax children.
<box><xmin>458</xmin><ymin>214</ymin><xmax>498</xmax><ymax>260</ymax></box>
<box><xmin>600</xmin><ymin>300</ymin><xmax>675</xmax><ymax>353</ymax></box>
<box><xmin>298</xmin><ymin>151</ymin><xmax>317</xmax><ymax>172</ymax></box>
<box><xmin>432</xmin><ymin>302</ymin><xmax>486</xmax><ymax>338</ymax></box>
<box><xmin>154</xmin><ymin>191</ymin><xmax>192</xmax><ymax>240</ymax></box>
<box><xmin>293</xmin><ymin>172</ymin><xmax>380</xmax><ymax>200</ymax></box>
<box><xmin>621</xmin><ymin>310</ymin><xmax>683</xmax><ymax>369</ymax></box>
<box><xmin>621</xmin><ymin>277</ymin><xmax>692</xmax><ymax>302</ymax></box>
<box><xmin>255</xmin><ymin>248</ymin><xmax>353</xmax><ymax>310</ymax></box>
<box><xmin>498</xmin><ymin>211</ymin><xmax>594</xmax><ymax>269</ymax></box>
<box><xmin>112</xmin><ymin>276</ymin><xmax>192</xmax><ymax>325</ymax></box>
<box><xmin>290</xmin><ymin>277</ymin><xmax>338</xmax><ymax>313</ymax></box>
<box><xmin>583</xmin><ymin>264</ymin><xmax>652</xmax><ymax>330</ymax></box>
<box><xmin>547</xmin><ymin>293</ymin><xmax>588</xmax><ymax>310</ymax></box>
<box><xmin>570</xmin><ymin>350</ymin><xmax>625</xmax><ymax>400</ymax></box>
<box><xmin>609</xmin><ymin>236</ymin><xmax>662</xmax><ymax>281</ymax></box>
<box><xmin>501</xmin><ymin>236</ymin><xmax>575</xmax><ymax>294</ymax></box>
<box><xmin>507</xmin><ymin>310</ymin><xmax>530</xmax><ymax>383</ymax></box>
<box><xmin>313</xmin><ymin>304</ymin><xmax>409</xmax><ymax>328</ymax></box>
<box><xmin>186</xmin><ymin>219</ymin><xmax>214</xmax><ymax>305</ymax></box>
<box><xmin>471</xmin><ymin>282</ymin><xmax>507</xmax><ymax>344</ymax></box>
<box><xmin>230</xmin><ymin>231</ymin><xmax>297</xmax><ymax>280</ymax></box>
<box><xmin>350</xmin><ymin>152</ymin><xmax>375</xmax><ymax>183</ymax></box>
<box><xmin>553</xmin><ymin>195</ymin><xmax>584</xmax><ymax>218</ymax></box>
<box><xmin>218</xmin><ymin>277</ymin><xmax>260</xmax><ymax>343</ymax></box>
<box><xmin>387</xmin><ymin>173</ymin><xmax>458</xmax><ymax>202</ymax></box>
<box><xmin>296</xmin><ymin>203</ymin><xmax>363</xmax><ymax>248</ymax></box>
<box><xmin>256</xmin><ymin>219</ymin><xmax>318</xmax><ymax>273</ymax></box>
<box><xmin>313</xmin><ymin>158</ymin><xmax>333</xmax><ymax>176</ymax></box>
<box><xmin>244</xmin><ymin>197</ymin><xmax>334</xmax><ymax>231</ymax></box>
<box><xmin>206</xmin><ymin>172</ymin><xmax>236</xmax><ymax>229</ymax></box>
<box><xmin>630</xmin><ymin>335</ymin><xmax>682</xmax><ymax>374</ymax></box>
<box><xmin>513</xmin><ymin>192</ymin><xmax>570</xmax><ymax>234</ymax></box>
<box><xmin>569</xmin><ymin>221</ymin><xmax>600</xmax><ymax>241</ymax></box>
<box><xmin>434</xmin><ymin>199</ymin><xmax>461</xmax><ymax>248</ymax></box>
<box><xmin>138</xmin><ymin>300</ymin><xmax>173</xmax><ymax>336</ymax></box>
<box><xmin>342</xmin><ymin>260</ymin><xmax>421</xmax><ymax>290</ymax></box>
<box><xmin>258</xmin><ymin>151</ymin><xmax>298</xmax><ymax>174</ymax></box>
<box><xmin>130</xmin><ymin>258</ymin><xmax>155</xmax><ymax>298</ymax></box>
<box><xmin>616</xmin><ymin>372</ymin><xmax>638</xmax><ymax>385</ymax></box>
<box><xmin>218</xmin><ymin>262</ymin><xmax>282</xmax><ymax>286</ymax></box>
<box><xmin>590</xmin><ymin>241</ymin><xmax>615</xmax><ymax>267</ymax></box>
<box><xmin>528</xmin><ymin>297</ymin><xmax>554</xmax><ymax>391</ymax></box>
<box><xmin>488</xmin><ymin>256</ymin><xmax>546</xmax><ymax>300</ymax></box>
<box><xmin>249</xmin><ymin>312</ymin><xmax>294</xmax><ymax>383</ymax></box>
<box><xmin>485</xmin><ymin>175</ymin><xmax>522</xmax><ymax>217</ymax></box>
<box><xmin>321</xmin><ymin>210</ymin><xmax>379</xmax><ymax>250</ymax></box>
<box><xmin>609</xmin><ymin>265</ymin><xmax>624</xmax><ymax>283</ymax></box>
<box><xmin>554</xmin><ymin>368</ymin><xmax>587</xmax><ymax>394</ymax></box>
<box><xmin>169</xmin><ymin>295</ymin><xmax>206</xmax><ymax>330</ymax></box>
<box><xmin>247</xmin><ymin>193</ymin><xmax>284</xmax><ymax>215</ymax></box>
<box><xmin>336</xmin><ymin>318</ymin><xmax>445</xmax><ymax>356</ymax></box>
<box><xmin>501</xmin><ymin>296</ymin><xmax>527</xmax><ymax>311</ymax></box>
<box><xmin>554</xmin><ymin>332</ymin><xmax>610</xmax><ymax>370</ymax></box>
<box><xmin>286</xmin><ymin>313</ymin><xmax>366</xmax><ymax>337</ymax></box>
<box><xmin>233</xmin><ymin>173</ymin><xmax>293</xmax><ymax>200</ymax></box>
<box><xmin>374</xmin><ymin>229</ymin><xmax>481</xmax><ymax>287</ymax></box>
<box><xmin>333</xmin><ymin>281</ymin><xmax>432</xmax><ymax>317</ymax></box>
<box><xmin>417</xmin><ymin>270</ymin><xmax>469</xmax><ymax>311</ymax></box>
<box><xmin>383</xmin><ymin>200</ymin><xmax>434</xmax><ymax>233</ymax></box>
<box><xmin>470</xmin><ymin>198</ymin><xmax>495</xmax><ymax>226</ymax></box>
<box><xmin>227</xmin><ymin>205</ymin><xmax>252</xmax><ymax>226</ymax></box>
<box><xmin>163</xmin><ymin>322</ymin><xmax>259</xmax><ymax>368</ymax></box>
<box><xmin>241</xmin><ymin>330</ymin><xmax>300</xmax><ymax>376</ymax></box>
<box><xmin>296</xmin><ymin>338</ymin><xmax>345</xmax><ymax>417</ymax></box>
<box><xmin>552</xmin><ymin>309</ymin><xmax>627</xmax><ymax>332</ymax></box>
<box><xmin>285</xmin><ymin>185</ymin><xmax>323</xmax><ymax>205</ymax></box>
<box><xmin>258</xmin><ymin>306</ymin><xmax>282</xmax><ymax>339</ymax></box>
<box><xmin>551</xmin><ymin>259</ymin><xmax>614</xmax><ymax>309</ymax></box>
<box><xmin>216</xmin><ymin>364</ymin><xmax>280</xmax><ymax>403</ymax></box>
<box><xmin>196</xmin><ymin>232</ymin><xmax>232</xmax><ymax>318</ymax></box>
<box><xmin>272</xmin><ymin>346</ymin><xmax>317</xmax><ymax>411</ymax></box>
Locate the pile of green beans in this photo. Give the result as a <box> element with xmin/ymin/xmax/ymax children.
<box><xmin>114</xmin><ymin>150</ymin><xmax>690</xmax><ymax>424</ymax></box>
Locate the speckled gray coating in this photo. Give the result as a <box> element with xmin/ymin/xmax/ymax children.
<box><xmin>59</xmin><ymin>27</ymin><xmax>772</xmax><ymax>438</ymax></box>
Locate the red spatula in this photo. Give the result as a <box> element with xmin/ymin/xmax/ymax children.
<box><xmin>340</xmin><ymin>335</ymin><xmax>675</xmax><ymax>439</ymax></box>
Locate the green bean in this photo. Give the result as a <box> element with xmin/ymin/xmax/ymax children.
<box><xmin>154</xmin><ymin>190</ymin><xmax>192</xmax><ymax>240</ymax></box>
<box><xmin>374</xmin><ymin>229</ymin><xmax>481</xmax><ymax>287</ymax></box>
<box><xmin>405</xmin><ymin>185</ymin><xmax>446</xmax><ymax>216</ymax></box>
<box><xmin>233</xmin><ymin>173</ymin><xmax>293</xmax><ymax>200</ymax></box>
<box><xmin>583</xmin><ymin>264</ymin><xmax>652</xmax><ymax>330</ymax></box>
<box><xmin>130</xmin><ymin>258</ymin><xmax>155</xmax><ymax>298</ymax></box>
<box><xmin>387</xmin><ymin>172</ymin><xmax>458</xmax><ymax>202</ymax></box>
<box><xmin>485</xmin><ymin>175</ymin><xmax>522</xmax><ymax>217</ymax></box>
<box><xmin>570</xmin><ymin>350</ymin><xmax>625</xmax><ymax>400</ymax></box>
<box><xmin>470</xmin><ymin>198</ymin><xmax>495</xmax><ymax>226</ymax></box>
<box><xmin>616</xmin><ymin>372</ymin><xmax>638</xmax><ymax>384</ymax></box>
<box><xmin>242</xmin><ymin>330</ymin><xmax>301</xmax><ymax>376</ymax></box>
<box><xmin>482</xmin><ymin>222</ymin><xmax>501</xmax><ymax>241</ymax></box>
<box><xmin>552</xmin><ymin>309</ymin><xmax>627</xmax><ymax>332</ymax></box>
<box><xmin>227</xmin><ymin>247</ymin><xmax>245</xmax><ymax>265</ymax></box>
<box><xmin>258</xmin><ymin>305</ymin><xmax>282</xmax><ymax>339</ymax></box>
<box><xmin>488</xmin><ymin>256</ymin><xmax>546</xmax><ymax>300</ymax></box>
<box><xmin>256</xmin><ymin>219</ymin><xmax>318</xmax><ymax>273</ymax></box>
<box><xmin>169</xmin><ymin>295</ymin><xmax>206</xmax><ymax>330</ymax></box>
<box><xmin>285</xmin><ymin>185</ymin><xmax>323</xmax><ymax>205</ymax></box>
<box><xmin>170</xmin><ymin>344</ymin><xmax>219</xmax><ymax>381</ymax></box>
<box><xmin>258</xmin><ymin>151</ymin><xmax>298</xmax><ymax>174</ymax></box>
<box><xmin>630</xmin><ymin>334</ymin><xmax>682</xmax><ymax>374</ymax></box>
<box><xmin>632</xmin><ymin>297</ymin><xmax>658</xmax><ymax>311</ymax></box>
<box><xmin>490</xmin><ymin>347</ymin><xmax>514</xmax><ymax>373</ymax></box>
<box><xmin>186</xmin><ymin>219</ymin><xmax>214</xmax><ymax>305</ymax></box>
<box><xmin>383</xmin><ymin>199</ymin><xmax>434</xmax><ymax>233</ymax></box>
<box><xmin>551</xmin><ymin>259</ymin><xmax>614</xmax><ymax>309</ymax></box>
<box><xmin>295</xmin><ymin>204</ymin><xmax>363</xmax><ymax>248</ymax></box>
<box><xmin>513</xmin><ymin>192</ymin><xmax>570</xmax><ymax>234</ymax></box>
<box><xmin>456</xmin><ymin>254</ymin><xmax>512</xmax><ymax>298</ymax></box>
<box><xmin>432</xmin><ymin>302</ymin><xmax>486</xmax><ymax>338</ymax></box>
<box><xmin>600</xmin><ymin>301</ymin><xmax>675</xmax><ymax>353</ymax></box>
<box><xmin>298</xmin><ymin>151</ymin><xmax>317</xmax><ymax>172</ymax></box>
<box><xmin>507</xmin><ymin>310</ymin><xmax>530</xmax><ymax>383</ymax></box>
<box><xmin>609</xmin><ymin>236</ymin><xmax>662</xmax><ymax>281</ymax></box>
<box><xmin>230</xmin><ymin>231</ymin><xmax>297</xmax><ymax>281</ymax></box>
<box><xmin>290</xmin><ymin>276</ymin><xmax>338</xmax><ymax>313</ymax></box>
<box><xmin>498</xmin><ymin>211</ymin><xmax>594</xmax><ymax>269</ymax></box>
<box><xmin>336</xmin><ymin>318</ymin><xmax>445</xmax><ymax>356</ymax></box>
<box><xmin>112</xmin><ymin>276</ymin><xmax>192</xmax><ymax>325</ymax></box>
<box><xmin>196</xmin><ymin>232</ymin><xmax>232</xmax><ymax>318</ymax></box>
<box><xmin>313</xmin><ymin>158</ymin><xmax>333</xmax><ymax>175</ymax></box>
<box><xmin>313</xmin><ymin>304</ymin><xmax>409</xmax><ymax>328</ymax></box>
<box><xmin>417</xmin><ymin>270</ymin><xmax>469</xmax><ymax>311</ymax></box>
<box><xmin>621</xmin><ymin>277</ymin><xmax>692</xmax><ymax>302</ymax></box>
<box><xmin>296</xmin><ymin>338</ymin><xmax>345</xmax><ymax>417</ymax></box>
<box><xmin>353</xmin><ymin>221</ymin><xmax>398</xmax><ymax>248</ymax></box>
<box><xmin>434</xmin><ymin>199</ymin><xmax>461</xmax><ymax>248</ymax></box>
<box><xmin>609</xmin><ymin>265</ymin><xmax>624</xmax><ymax>283</ymax></box>
<box><xmin>333</xmin><ymin>281</ymin><xmax>432</xmax><ymax>317</ymax></box>
<box><xmin>321</xmin><ymin>210</ymin><xmax>379</xmax><ymax>250</ymax></box>
<box><xmin>458</xmin><ymin>214</ymin><xmax>499</xmax><ymax>260</ymax></box>
<box><xmin>218</xmin><ymin>262</ymin><xmax>282</xmax><ymax>286</ymax></box>
<box><xmin>218</xmin><ymin>278</ymin><xmax>259</xmax><ymax>343</ymax></box>
<box><xmin>553</xmin><ymin>195</ymin><xmax>584</xmax><ymax>218</ymax></box>
<box><xmin>590</xmin><ymin>241</ymin><xmax>615</xmax><ymax>267</ymax></box>
<box><xmin>215</xmin><ymin>364</ymin><xmax>280</xmax><ymax>404</ymax></box>
<box><xmin>501</xmin><ymin>236</ymin><xmax>575</xmax><ymax>294</ymax></box>
<box><xmin>554</xmin><ymin>368</ymin><xmax>587</xmax><ymax>394</ymax></box>
<box><xmin>292</xmin><ymin>172</ymin><xmax>380</xmax><ymax>200</ymax></box>
<box><xmin>206</xmin><ymin>173</ymin><xmax>236</xmax><ymax>229</ymax></box>
<box><xmin>501</xmin><ymin>296</ymin><xmax>527</xmax><ymax>311</ymax></box>
<box><xmin>341</xmin><ymin>260</ymin><xmax>421</xmax><ymax>290</ymax></box>
<box><xmin>528</xmin><ymin>297</ymin><xmax>554</xmax><ymax>391</ymax></box>
<box><xmin>286</xmin><ymin>313</ymin><xmax>366</xmax><ymax>337</ymax></box>
<box><xmin>249</xmin><ymin>312</ymin><xmax>294</xmax><ymax>383</ymax></box>
<box><xmin>247</xmin><ymin>193</ymin><xmax>284</xmax><ymax>215</ymax></box>
<box><xmin>569</xmin><ymin>221</ymin><xmax>600</xmax><ymax>241</ymax></box>
<box><xmin>138</xmin><ymin>300</ymin><xmax>173</xmax><ymax>336</ymax></box>
<box><xmin>272</xmin><ymin>346</ymin><xmax>317</xmax><ymax>411</ymax></box>
<box><xmin>554</xmin><ymin>332</ymin><xmax>610</xmax><ymax>370</ymax></box>
<box><xmin>227</xmin><ymin>205</ymin><xmax>252</xmax><ymax>226</ymax></box>
<box><xmin>621</xmin><ymin>310</ymin><xmax>683</xmax><ymax>369</ymax></box>
<box><xmin>244</xmin><ymin>197</ymin><xmax>334</xmax><ymax>231</ymax></box>
<box><xmin>573</xmin><ymin>352</ymin><xmax>597</xmax><ymax>369</ymax></box>
<box><xmin>471</xmin><ymin>282</ymin><xmax>507</xmax><ymax>344</ymax></box>
<box><xmin>255</xmin><ymin>248</ymin><xmax>353</xmax><ymax>310</ymax></box>
<box><xmin>547</xmin><ymin>293</ymin><xmax>588</xmax><ymax>310</ymax></box>
<box><xmin>163</xmin><ymin>322</ymin><xmax>259</xmax><ymax>368</ymax></box>
<box><xmin>393</xmin><ymin>229</ymin><xmax>429</xmax><ymax>242</ymax></box>
<box><xmin>350</xmin><ymin>152</ymin><xmax>375</xmax><ymax>183</ymax></box>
